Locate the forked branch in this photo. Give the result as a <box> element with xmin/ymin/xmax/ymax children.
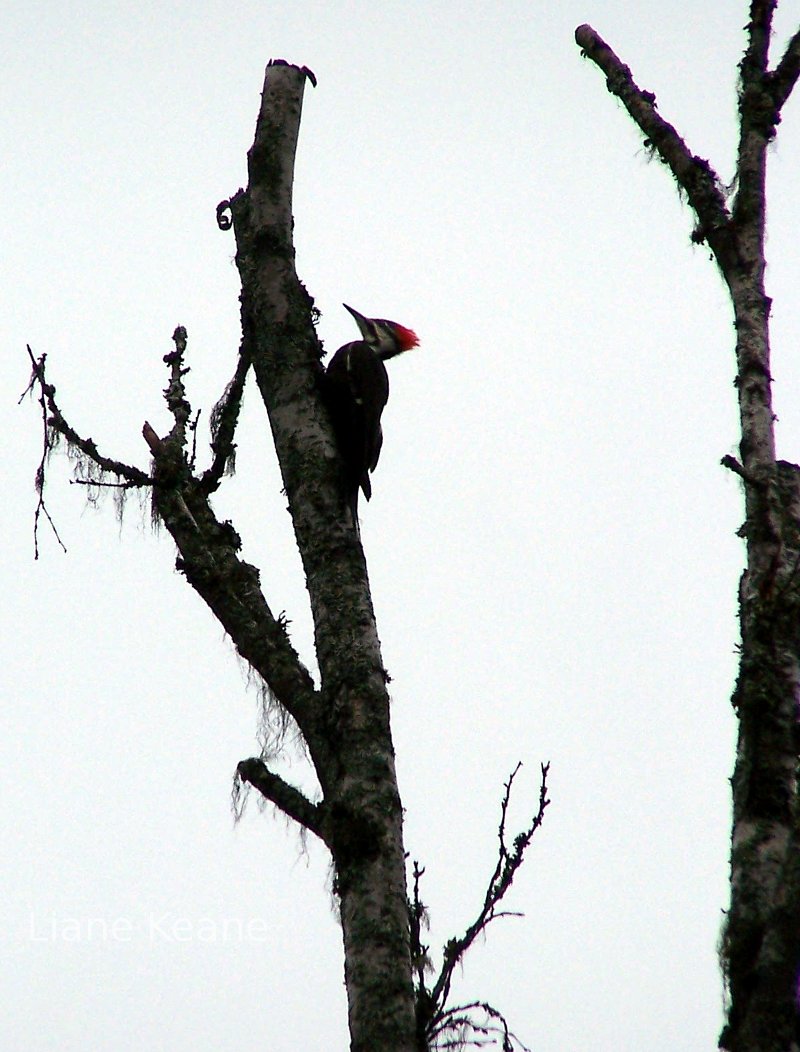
<box><xmin>427</xmin><ymin>1001</ymin><xmax>531</xmax><ymax>1052</ymax></box>
<box><xmin>141</xmin><ymin>332</ymin><xmax>323</xmax><ymax>739</ymax></box>
<box><xmin>24</xmin><ymin>346</ymin><xmax>152</xmax><ymax>488</ymax></box>
<box><xmin>576</xmin><ymin>10</ymin><xmax>800</xmax><ymax>1050</ymax></box>
<box><xmin>26</xmin><ymin>328</ymin><xmax>322</xmax><ymax>742</ymax></box>
<box><xmin>414</xmin><ymin>763</ymin><xmax>550</xmax><ymax>1049</ymax></box>
<box><xmin>22</xmin><ymin>346</ymin><xmax>152</xmax><ymax>557</ymax></box>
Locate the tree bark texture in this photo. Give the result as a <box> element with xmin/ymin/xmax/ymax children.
<box><xmin>576</xmin><ymin>9</ymin><xmax>800</xmax><ymax>1050</ymax></box>
<box><xmin>226</xmin><ymin>63</ymin><xmax>416</xmax><ymax>1052</ymax></box>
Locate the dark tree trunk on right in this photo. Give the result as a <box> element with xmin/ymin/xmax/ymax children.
<box><xmin>576</xmin><ymin>6</ymin><xmax>800</xmax><ymax>1048</ymax></box>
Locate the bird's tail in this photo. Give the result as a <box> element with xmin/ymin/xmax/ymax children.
<box><xmin>348</xmin><ymin>487</ymin><xmax>361</xmax><ymax>537</ymax></box>
<box><xmin>347</xmin><ymin>473</ymin><xmax>371</xmax><ymax>537</ymax></box>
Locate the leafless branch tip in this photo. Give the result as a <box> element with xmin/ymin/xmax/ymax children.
<box><xmin>414</xmin><ymin>762</ymin><xmax>550</xmax><ymax>1049</ymax></box>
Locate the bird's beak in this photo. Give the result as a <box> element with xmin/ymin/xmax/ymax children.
<box><xmin>343</xmin><ymin>303</ymin><xmax>370</xmax><ymax>338</ymax></box>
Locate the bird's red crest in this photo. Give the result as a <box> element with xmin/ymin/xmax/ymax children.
<box><xmin>395</xmin><ymin>324</ymin><xmax>419</xmax><ymax>351</ymax></box>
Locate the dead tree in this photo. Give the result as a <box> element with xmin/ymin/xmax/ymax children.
<box><xmin>575</xmin><ymin>6</ymin><xmax>800</xmax><ymax>1050</ymax></box>
<box><xmin>25</xmin><ymin>61</ymin><xmax>548</xmax><ymax>1052</ymax></box>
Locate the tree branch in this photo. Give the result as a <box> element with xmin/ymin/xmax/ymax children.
<box><xmin>575</xmin><ymin>24</ymin><xmax>735</xmax><ymax>263</ymax></box>
<box><xmin>576</xmin><ymin>14</ymin><xmax>800</xmax><ymax>1048</ymax></box>
<box><xmin>141</xmin><ymin>332</ymin><xmax>328</xmax><ymax>765</ymax></box>
<box><xmin>733</xmin><ymin>4</ymin><xmax>782</xmax><ymax>239</ymax></box>
<box><xmin>767</xmin><ymin>27</ymin><xmax>800</xmax><ymax>115</ymax></box>
<box><xmin>427</xmin><ymin>1000</ymin><xmax>532</xmax><ymax>1052</ymax></box>
<box><xmin>408</xmin><ymin>861</ymin><xmax>431</xmax><ymax>989</ymax></box>
<box><xmin>162</xmin><ymin>325</ymin><xmax>192</xmax><ymax>449</ymax></box>
<box><xmin>145</xmin><ymin>470</ymin><xmax>321</xmax><ymax>732</ymax></box>
<box><xmin>25</xmin><ymin>331</ymin><xmax>320</xmax><ymax>741</ymax></box>
<box><xmin>742</xmin><ymin>0</ymin><xmax>776</xmax><ymax>76</ymax></box>
<box><xmin>23</xmin><ymin>346</ymin><xmax>152</xmax><ymax>557</ymax></box>
<box><xmin>426</xmin><ymin>763</ymin><xmax>550</xmax><ymax>1031</ymax></box>
<box><xmin>21</xmin><ymin>349</ymin><xmax>67</xmax><ymax>558</ymax></box>
<box><xmin>236</xmin><ymin>757</ymin><xmax>326</xmax><ymax>840</ymax></box>
<box><xmin>229</xmin><ymin>60</ymin><xmax>335</xmax><ymax>552</ymax></box>
<box><xmin>26</xmin><ymin>346</ymin><xmax>152</xmax><ymax>488</ymax></box>
<box><xmin>201</xmin><ymin>338</ymin><xmax>252</xmax><ymax>493</ymax></box>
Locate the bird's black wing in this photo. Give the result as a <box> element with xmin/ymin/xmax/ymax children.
<box><xmin>324</xmin><ymin>341</ymin><xmax>389</xmax><ymax>504</ymax></box>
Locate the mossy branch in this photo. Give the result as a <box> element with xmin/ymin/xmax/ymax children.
<box><xmin>575</xmin><ymin>23</ymin><xmax>735</xmax><ymax>265</ymax></box>
<box><xmin>25</xmin><ymin>346</ymin><xmax>152</xmax><ymax>488</ymax></box>
<box><xmin>22</xmin><ymin>345</ymin><xmax>152</xmax><ymax>557</ymax></box>
<box><xmin>236</xmin><ymin>757</ymin><xmax>326</xmax><ymax>841</ymax></box>
<box><xmin>767</xmin><ymin>28</ymin><xmax>800</xmax><ymax>114</ymax></box>
<box><xmin>202</xmin><ymin>338</ymin><xmax>252</xmax><ymax>493</ymax></box>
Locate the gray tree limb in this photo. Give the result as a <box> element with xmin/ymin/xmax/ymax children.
<box><xmin>576</xmin><ymin>9</ymin><xmax>800</xmax><ymax>1049</ymax></box>
<box><xmin>141</xmin><ymin>328</ymin><xmax>323</xmax><ymax>752</ymax></box>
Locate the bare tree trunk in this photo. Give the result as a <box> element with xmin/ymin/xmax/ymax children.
<box><xmin>221</xmin><ymin>62</ymin><xmax>418</xmax><ymax>1051</ymax></box>
<box><xmin>575</xmin><ymin>7</ymin><xmax>800</xmax><ymax>1049</ymax></box>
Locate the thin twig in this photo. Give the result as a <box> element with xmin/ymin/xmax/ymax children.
<box><xmin>22</xmin><ymin>345</ymin><xmax>152</xmax><ymax>557</ymax></box>
<box><xmin>429</xmin><ymin>762</ymin><xmax>550</xmax><ymax>1027</ymax></box>
<box><xmin>409</xmin><ymin>861</ymin><xmax>431</xmax><ymax>991</ymax></box>
<box><xmin>26</xmin><ymin>346</ymin><xmax>152</xmax><ymax>486</ymax></box>
<box><xmin>428</xmin><ymin>1000</ymin><xmax>532</xmax><ymax>1052</ymax></box>
<box><xmin>189</xmin><ymin>409</ymin><xmax>201</xmax><ymax>472</ymax></box>
<box><xmin>70</xmin><ymin>478</ymin><xmax>147</xmax><ymax>491</ymax></box>
<box><xmin>21</xmin><ymin>349</ymin><xmax>68</xmax><ymax>558</ymax></box>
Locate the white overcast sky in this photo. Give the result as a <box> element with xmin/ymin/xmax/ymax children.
<box><xmin>4</xmin><ymin>2</ymin><xmax>800</xmax><ymax>1050</ymax></box>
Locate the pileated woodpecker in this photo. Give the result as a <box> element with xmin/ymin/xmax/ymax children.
<box><xmin>324</xmin><ymin>303</ymin><xmax>419</xmax><ymax>525</ymax></box>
